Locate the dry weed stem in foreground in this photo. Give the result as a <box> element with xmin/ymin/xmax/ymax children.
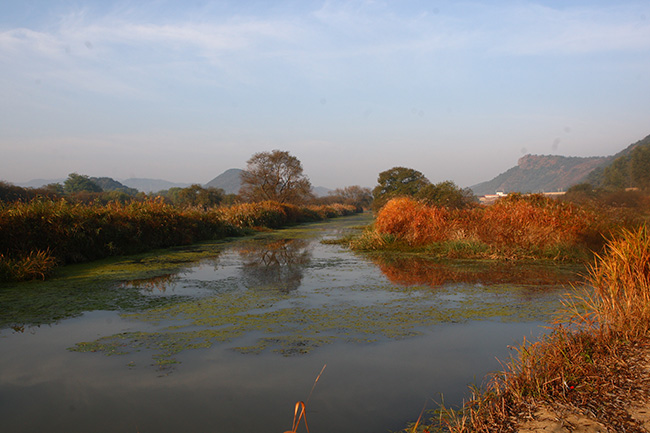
<box><xmin>284</xmin><ymin>365</ymin><xmax>326</xmax><ymax>433</ymax></box>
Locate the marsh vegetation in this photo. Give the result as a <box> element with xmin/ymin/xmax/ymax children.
<box><xmin>350</xmin><ymin>192</ymin><xmax>647</xmax><ymax>262</ymax></box>
<box><xmin>0</xmin><ymin>213</ymin><xmax>581</xmax><ymax>433</ymax></box>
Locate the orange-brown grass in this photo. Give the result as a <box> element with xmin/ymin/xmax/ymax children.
<box><xmin>573</xmin><ymin>225</ymin><xmax>650</xmax><ymax>340</ymax></box>
<box><xmin>0</xmin><ymin>250</ymin><xmax>58</xmax><ymax>281</ymax></box>
<box><xmin>375</xmin><ymin>197</ymin><xmax>452</xmax><ymax>245</ymax></box>
<box><xmin>478</xmin><ymin>194</ymin><xmax>605</xmax><ymax>258</ymax></box>
<box><xmin>423</xmin><ymin>225</ymin><xmax>650</xmax><ymax>432</ymax></box>
<box><xmin>215</xmin><ymin>201</ymin><xmax>356</xmax><ymax>229</ymax></box>
<box><xmin>0</xmin><ymin>199</ymin><xmax>357</xmax><ymax>282</ymax></box>
<box><xmin>369</xmin><ymin>194</ymin><xmax>609</xmax><ymax>261</ymax></box>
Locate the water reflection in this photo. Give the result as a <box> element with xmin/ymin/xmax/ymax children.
<box><xmin>373</xmin><ymin>255</ymin><xmax>583</xmax><ymax>288</ymax></box>
<box><xmin>10</xmin><ymin>324</ymin><xmax>25</xmax><ymax>333</ymax></box>
<box><xmin>68</xmin><ymin>258</ymin><xmax>573</xmax><ymax>368</ymax></box>
<box><xmin>237</xmin><ymin>238</ymin><xmax>312</xmax><ymax>293</ymax></box>
<box><xmin>0</xmin><ymin>312</ymin><xmax>543</xmax><ymax>433</ymax></box>
<box><xmin>120</xmin><ymin>273</ymin><xmax>180</xmax><ymax>294</ymax></box>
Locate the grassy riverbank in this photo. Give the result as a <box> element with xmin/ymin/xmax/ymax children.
<box><xmin>412</xmin><ymin>225</ymin><xmax>650</xmax><ymax>432</ymax></box>
<box><xmin>0</xmin><ymin>198</ymin><xmax>357</xmax><ymax>282</ymax></box>
<box><xmin>351</xmin><ymin>194</ymin><xmax>637</xmax><ymax>262</ymax></box>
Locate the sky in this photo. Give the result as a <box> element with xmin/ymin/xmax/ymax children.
<box><xmin>1</xmin><ymin>0</ymin><xmax>650</xmax><ymax>189</ymax></box>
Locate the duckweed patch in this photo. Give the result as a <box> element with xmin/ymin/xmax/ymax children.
<box><xmin>68</xmin><ymin>278</ymin><xmax>569</xmax><ymax>369</ymax></box>
<box><xmin>233</xmin><ymin>335</ymin><xmax>336</xmax><ymax>356</ymax></box>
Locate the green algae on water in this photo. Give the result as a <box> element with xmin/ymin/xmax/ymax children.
<box><xmin>68</xmin><ymin>278</ymin><xmax>569</xmax><ymax>369</ymax></box>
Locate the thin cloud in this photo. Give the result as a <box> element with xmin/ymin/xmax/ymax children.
<box><xmin>313</xmin><ymin>1</ymin><xmax>650</xmax><ymax>56</ymax></box>
<box><xmin>484</xmin><ymin>3</ymin><xmax>650</xmax><ymax>55</ymax></box>
<box><xmin>54</xmin><ymin>7</ymin><xmax>301</xmax><ymax>60</ymax></box>
<box><xmin>4</xmin><ymin>2</ymin><xmax>650</xmax><ymax>62</ymax></box>
<box><xmin>0</xmin><ymin>27</ymin><xmax>66</xmax><ymax>60</ymax></box>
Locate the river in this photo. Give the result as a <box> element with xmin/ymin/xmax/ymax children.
<box><xmin>0</xmin><ymin>213</ymin><xmax>583</xmax><ymax>433</ymax></box>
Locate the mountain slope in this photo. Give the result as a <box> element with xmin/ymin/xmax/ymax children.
<box><xmin>204</xmin><ymin>168</ymin><xmax>243</xmax><ymax>195</ymax></box>
<box><xmin>586</xmin><ymin>134</ymin><xmax>650</xmax><ymax>188</ymax></box>
<box><xmin>91</xmin><ymin>177</ymin><xmax>139</xmax><ymax>195</ymax></box>
<box><xmin>471</xmin><ymin>134</ymin><xmax>650</xmax><ymax>195</ymax></box>
<box><xmin>313</xmin><ymin>186</ymin><xmax>333</xmax><ymax>197</ymax></box>
<box><xmin>16</xmin><ymin>178</ymin><xmax>66</xmax><ymax>188</ymax></box>
<box><xmin>204</xmin><ymin>168</ymin><xmax>332</xmax><ymax>197</ymax></box>
<box><xmin>121</xmin><ymin>178</ymin><xmax>192</xmax><ymax>193</ymax></box>
<box><xmin>471</xmin><ymin>155</ymin><xmax>609</xmax><ymax>195</ymax></box>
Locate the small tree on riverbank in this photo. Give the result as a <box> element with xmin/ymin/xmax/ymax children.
<box><xmin>371</xmin><ymin>167</ymin><xmax>475</xmax><ymax>211</ymax></box>
<box><xmin>372</xmin><ymin>166</ymin><xmax>429</xmax><ymax>211</ymax></box>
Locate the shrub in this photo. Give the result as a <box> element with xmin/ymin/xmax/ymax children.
<box><xmin>477</xmin><ymin>193</ymin><xmax>601</xmax><ymax>256</ymax></box>
<box><xmin>375</xmin><ymin>197</ymin><xmax>451</xmax><ymax>246</ymax></box>
<box><xmin>368</xmin><ymin>194</ymin><xmax>613</xmax><ymax>261</ymax></box>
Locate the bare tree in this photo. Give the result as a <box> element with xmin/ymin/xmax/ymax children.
<box><xmin>240</xmin><ymin>150</ymin><xmax>313</xmax><ymax>204</ymax></box>
<box><xmin>328</xmin><ymin>185</ymin><xmax>373</xmax><ymax>210</ymax></box>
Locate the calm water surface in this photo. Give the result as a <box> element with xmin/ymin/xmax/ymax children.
<box><xmin>0</xmin><ymin>213</ymin><xmax>582</xmax><ymax>433</ymax></box>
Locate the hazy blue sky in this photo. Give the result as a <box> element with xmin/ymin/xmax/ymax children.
<box><xmin>2</xmin><ymin>0</ymin><xmax>649</xmax><ymax>189</ymax></box>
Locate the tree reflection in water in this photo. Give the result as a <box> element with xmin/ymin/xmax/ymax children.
<box><xmin>236</xmin><ymin>238</ymin><xmax>312</xmax><ymax>293</ymax></box>
<box><xmin>120</xmin><ymin>273</ymin><xmax>180</xmax><ymax>293</ymax></box>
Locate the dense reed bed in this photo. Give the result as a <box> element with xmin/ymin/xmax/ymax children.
<box><xmin>0</xmin><ymin>199</ymin><xmax>357</xmax><ymax>282</ymax></box>
<box><xmin>354</xmin><ymin>194</ymin><xmax>614</xmax><ymax>261</ymax></box>
<box><xmin>415</xmin><ymin>225</ymin><xmax>650</xmax><ymax>432</ymax></box>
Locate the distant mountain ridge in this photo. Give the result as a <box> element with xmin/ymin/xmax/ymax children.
<box><xmin>121</xmin><ymin>178</ymin><xmax>192</xmax><ymax>193</ymax></box>
<box><xmin>91</xmin><ymin>177</ymin><xmax>139</xmax><ymax>195</ymax></box>
<box><xmin>204</xmin><ymin>168</ymin><xmax>243</xmax><ymax>195</ymax></box>
<box><xmin>313</xmin><ymin>186</ymin><xmax>333</xmax><ymax>197</ymax></box>
<box><xmin>16</xmin><ymin>178</ymin><xmax>66</xmax><ymax>188</ymax></box>
<box><xmin>204</xmin><ymin>168</ymin><xmax>332</xmax><ymax>197</ymax></box>
<box><xmin>14</xmin><ymin>170</ymin><xmax>334</xmax><ymax>197</ymax></box>
<box><xmin>470</xmin><ymin>134</ymin><xmax>650</xmax><ymax>195</ymax></box>
<box><xmin>471</xmin><ymin>154</ymin><xmax>610</xmax><ymax>195</ymax></box>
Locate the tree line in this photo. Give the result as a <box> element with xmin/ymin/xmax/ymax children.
<box><xmin>0</xmin><ymin>150</ymin><xmax>373</xmax><ymax>211</ymax></box>
<box><xmin>0</xmin><ymin>150</ymin><xmax>478</xmax><ymax>211</ymax></box>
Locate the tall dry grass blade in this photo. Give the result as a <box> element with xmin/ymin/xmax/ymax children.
<box><xmin>305</xmin><ymin>364</ymin><xmax>326</xmax><ymax>405</ymax></box>
<box><xmin>284</xmin><ymin>401</ymin><xmax>309</xmax><ymax>433</ymax></box>
<box><xmin>284</xmin><ymin>365</ymin><xmax>325</xmax><ymax>433</ymax></box>
<box><xmin>409</xmin><ymin>401</ymin><xmax>427</xmax><ymax>433</ymax></box>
